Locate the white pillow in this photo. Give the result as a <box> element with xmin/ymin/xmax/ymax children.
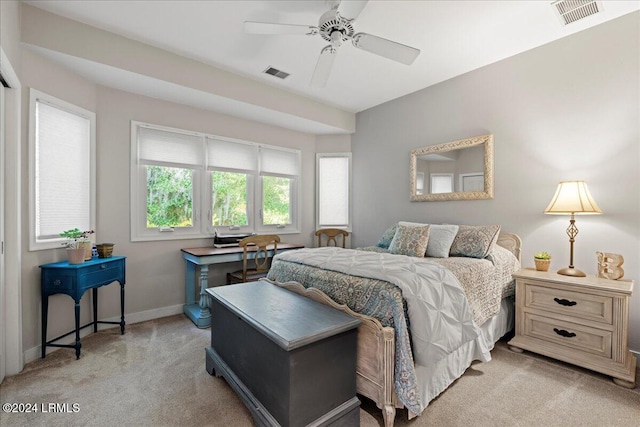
<box><xmin>425</xmin><ymin>225</ymin><xmax>459</xmax><ymax>258</ymax></box>
<box><xmin>399</xmin><ymin>221</ymin><xmax>459</xmax><ymax>258</ymax></box>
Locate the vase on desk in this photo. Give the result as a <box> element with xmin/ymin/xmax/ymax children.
<box><xmin>66</xmin><ymin>248</ymin><xmax>86</xmax><ymax>264</ymax></box>
<box><xmin>79</xmin><ymin>241</ymin><xmax>93</xmax><ymax>260</ymax></box>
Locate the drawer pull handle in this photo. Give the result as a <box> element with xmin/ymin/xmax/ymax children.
<box><xmin>554</xmin><ymin>298</ymin><xmax>577</xmax><ymax>307</ymax></box>
<box><xmin>553</xmin><ymin>328</ymin><xmax>576</xmax><ymax>338</ymax></box>
<box><xmin>101</xmin><ymin>264</ymin><xmax>106</xmax><ymax>269</ymax></box>
<box><xmin>53</xmin><ymin>279</ymin><xmax>61</xmax><ymax>286</ymax></box>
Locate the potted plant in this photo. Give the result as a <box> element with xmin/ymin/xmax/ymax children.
<box><xmin>60</xmin><ymin>228</ymin><xmax>94</xmax><ymax>264</ymax></box>
<box><xmin>79</xmin><ymin>230</ymin><xmax>95</xmax><ymax>260</ymax></box>
<box><xmin>534</xmin><ymin>251</ymin><xmax>552</xmax><ymax>272</ymax></box>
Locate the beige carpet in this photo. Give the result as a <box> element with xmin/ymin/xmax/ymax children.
<box><xmin>1</xmin><ymin>314</ymin><xmax>638</xmax><ymax>427</ymax></box>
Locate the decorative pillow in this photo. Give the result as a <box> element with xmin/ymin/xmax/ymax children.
<box><xmin>388</xmin><ymin>224</ymin><xmax>430</xmax><ymax>257</ymax></box>
<box><xmin>425</xmin><ymin>224</ymin><xmax>459</xmax><ymax>258</ymax></box>
<box><xmin>376</xmin><ymin>223</ymin><xmax>398</xmax><ymax>248</ymax></box>
<box><xmin>449</xmin><ymin>224</ymin><xmax>501</xmax><ymax>259</ymax></box>
<box><xmin>398</xmin><ymin>221</ymin><xmax>427</xmax><ymax>227</ymax></box>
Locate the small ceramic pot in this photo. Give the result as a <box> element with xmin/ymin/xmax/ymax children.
<box><xmin>534</xmin><ymin>258</ymin><xmax>551</xmax><ymax>272</ymax></box>
<box><xmin>66</xmin><ymin>248</ymin><xmax>86</xmax><ymax>265</ymax></box>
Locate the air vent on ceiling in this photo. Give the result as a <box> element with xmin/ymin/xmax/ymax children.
<box><xmin>263</xmin><ymin>66</ymin><xmax>290</xmax><ymax>80</ymax></box>
<box><xmin>551</xmin><ymin>0</ymin><xmax>603</xmax><ymax>26</ymax></box>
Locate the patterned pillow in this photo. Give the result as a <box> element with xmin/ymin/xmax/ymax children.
<box><xmin>376</xmin><ymin>223</ymin><xmax>398</xmax><ymax>248</ymax></box>
<box><xmin>449</xmin><ymin>224</ymin><xmax>501</xmax><ymax>259</ymax></box>
<box><xmin>388</xmin><ymin>224</ymin><xmax>431</xmax><ymax>257</ymax></box>
<box><xmin>425</xmin><ymin>224</ymin><xmax>459</xmax><ymax>258</ymax></box>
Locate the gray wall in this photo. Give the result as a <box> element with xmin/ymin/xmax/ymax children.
<box><xmin>11</xmin><ymin>2</ymin><xmax>355</xmax><ymax>363</ymax></box>
<box><xmin>1</xmin><ymin>1</ymin><xmax>21</xmax><ymax>72</ymax></box>
<box><xmin>18</xmin><ymin>48</ymin><xmax>326</xmax><ymax>360</ymax></box>
<box><xmin>352</xmin><ymin>12</ymin><xmax>640</xmax><ymax>351</ymax></box>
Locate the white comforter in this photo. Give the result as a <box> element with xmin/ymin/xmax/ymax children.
<box><xmin>274</xmin><ymin>247</ymin><xmax>491</xmax><ymax>366</ymax></box>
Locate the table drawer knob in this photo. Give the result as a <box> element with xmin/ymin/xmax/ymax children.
<box><xmin>101</xmin><ymin>264</ymin><xmax>106</xmax><ymax>269</ymax></box>
<box><xmin>554</xmin><ymin>297</ymin><xmax>577</xmax><ymax>307</ymax></box>
<box><xmin>53</xmin><ymin>279</ymin><xmax>61</xmax><ymax>286</ymax></box>
<box><xmin>553</xmin><ymin>328</ymin><xmax>576</xmax><ymax>338</ymax></box>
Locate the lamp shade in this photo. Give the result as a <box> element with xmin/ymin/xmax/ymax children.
<box><xmin>544</xmin><ymin>180</ymin><xmax>602</xmax><ymax>215</ymax></box>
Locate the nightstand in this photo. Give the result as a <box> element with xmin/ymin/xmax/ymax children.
<box><xmin>508</xmin><ymin>268</ymin><xmax>636</xmax><ymax>388</ymax></box>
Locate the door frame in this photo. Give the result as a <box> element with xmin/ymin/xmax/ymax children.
<box><xmin>1</xmin><ymin>74</ymin><xmax>5</xmax><ymax>382</ymax></box>
<box><xmin>1</xmin><ymin>47</ymin><xmax>23</xmax><ymax>379</ymax></box>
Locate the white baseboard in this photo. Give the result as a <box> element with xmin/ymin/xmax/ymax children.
<box><xmin>24</xmin><ymin>304</ymin><xmax>184</xmax><ymax>364</ymax></box>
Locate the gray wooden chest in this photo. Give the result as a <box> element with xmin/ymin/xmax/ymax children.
<box><xmin>205</xmin><ymin>280</ymin><xmax>361</xmax><ymax>426</ymax></box>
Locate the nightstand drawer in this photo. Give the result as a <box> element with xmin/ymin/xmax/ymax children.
<box><xmin>524</xmin><ymin>312</ymin><xmax>612</xmax><ymax>358</ymax></box>
<box><xmin>525</xmin><ymin>284</ymin><xmax>612</xmax><ymax>324</ymax></box>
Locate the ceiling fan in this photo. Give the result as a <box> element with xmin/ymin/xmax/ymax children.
<box><xmin>244</xmin><ymin>0</ymin><xmax>421</xmax><ymax>87</ymax></box>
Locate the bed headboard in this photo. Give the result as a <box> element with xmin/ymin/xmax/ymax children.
<box><xmin>497</xmin><ymin>233</ymin><xmax>522</xmax><ymax>262</ymax></box>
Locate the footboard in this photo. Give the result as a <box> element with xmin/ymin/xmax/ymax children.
<box><xmin>268</xmin><ymin>280</ymin><xmax>402</xmax><ymax>427</ymax></box>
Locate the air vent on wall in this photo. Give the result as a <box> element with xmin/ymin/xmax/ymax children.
<box><xmin>551</xmin><ymin>0</ymin><xmax>603</xmax><ymax>26</ymax></box>
<box><xmin>263</xmin><ymin>66</ymin><xmax>290</xmax><ymax>80</ymax></box>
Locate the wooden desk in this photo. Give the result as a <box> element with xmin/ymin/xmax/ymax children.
<box><xmin>40</xmin><ymin>256</ymin><xmax>126</xmax><ymax>359</ymax></box>
<box><xmin>181</xmin><ymin>243</ymin><xmax>303</xmax><ymax>328</ymax></box>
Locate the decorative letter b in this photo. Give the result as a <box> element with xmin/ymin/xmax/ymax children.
<box><xmin>596</xmin><ymin>252</ymin><xmax>624</xmax><ymax>280</ymax></box>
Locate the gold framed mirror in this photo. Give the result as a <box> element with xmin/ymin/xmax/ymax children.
<box><xmin>410</xmin><ymin>134</ymin><xmax>494</xmax><ymax>202</ymax></box>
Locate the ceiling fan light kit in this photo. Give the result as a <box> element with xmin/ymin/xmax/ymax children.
<box><xmin>244</xmin><ymin>0</ymin><xmax>420</xmax><ymax>87</ymax></box>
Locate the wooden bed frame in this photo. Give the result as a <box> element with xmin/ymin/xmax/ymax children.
<box><xmin>270</xmin><ymin>233</ymin><xmax>522</xmax><ymax>427</ymax></box>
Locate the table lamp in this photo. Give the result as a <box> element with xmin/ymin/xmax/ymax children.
<box><xmin>544</xmin><ymin>180</ymin><xmax>602</xmax><ymax>277</ymax></box>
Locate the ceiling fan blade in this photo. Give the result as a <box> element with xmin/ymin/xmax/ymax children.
<box><xmin>336</xmin><ymin>0</ymin><xmax>368</xmax><ymax>21</ymax></box>
<box><xmin>244</xmin><ymin>21</ymin><xmax>318</xmax><ymax>36</ymax></box>
<box><xmin>311</xmin><ymin>46</ymin><xmax>338</xmax><ymax>88</ymax></box>
<box><xmin>352</xmin><ymin>33</ymin><xmax>420</xmax><ymax>65</ymax></box>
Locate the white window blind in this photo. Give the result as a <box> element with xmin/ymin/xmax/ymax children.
<box><xmin>35</xmin><ymin>101</ymin><xmax>91</xmax><ymax>239</ymax></box>
<box><xmin>317</xmin><ymin>154</ymin><xmax>351</xmax><ymax>229</ymax></box>
<box><xmin>207</xmin><ymin>137</ymin><xmax>258</xmax><ymax>171</ymax></box>
<box><xmin>29</xmin><ymin>89</ymin><xmax>96</xmax><ymax>250</ymax></box>
<box><xmin>431</xmin><ymin>174</ymin><xmax>454</xmax><ymax>194</ymax></box>
<box><xmin>138</xmin><ymin>127</ymin><xmax>202</xmax><ymax>167</ymax></box>
<box><xmin>260</xmin><ymin>146</ymin><xmax>300</xmax><ymax>176</ymax></box>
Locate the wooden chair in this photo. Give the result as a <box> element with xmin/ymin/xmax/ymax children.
<box><xmin>226</xmin><ymin>235</ymin><xmax>280</xmax><ymax>284</ymax></box>
<box><xmin>315</xmin><ymin>228</ymin><xmax>350</xmax><ymax>248</ymax></box>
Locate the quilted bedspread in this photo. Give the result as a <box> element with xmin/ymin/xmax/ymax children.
<box><xmin>359</xmin><ymin>245</ymin><xmax>519</xmax><ymax>324</ymax></box>
<box><xmin>267</xmin><ymin>247</ymin><xmax>497</xmax><ymax>415</ymax></box>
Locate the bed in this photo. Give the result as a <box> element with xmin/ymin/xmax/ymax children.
<box><xmin>265</xmin><ymin>223</ymin><xmax>522</xmax><ymax>427</ymax></box>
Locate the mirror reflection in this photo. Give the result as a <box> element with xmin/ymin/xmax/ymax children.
<box><xmin>410</xmin><ymin>134</ymin><xmax>494</xmax><ymax>202</ymax></box>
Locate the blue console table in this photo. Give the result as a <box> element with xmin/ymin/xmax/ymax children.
<box><xmin>40</xmin><ymin>256</ymin><xmax>126</xmax><ymax>359</ymax></box>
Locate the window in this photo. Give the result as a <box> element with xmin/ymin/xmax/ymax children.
<box><xmin>132</xmin><ymin>125</ymin><xmax>203</xmax><ymax>240</ymax></box>
<box><xmin>416</xmin><ymin>172</ymin><xmax>425</xmax><ymax>195</ymax></box>
<box><xmin>29</xmin><ymin>89</ymin><xmax>96</xmax><ymax>250</ymax></box>
<box><xmin>211</xmin><ymin>171</ymin><xmax>249</xmax><ymax>227</ymax></box>
<box><xmin>131</xmin><ymin>122</ymin><xmax>300</xmax><ymax>241</ymax></box>
<box><xmin>430</xmin><ymin>173</ymin><xmax>454</xmax><ymax>194</ymax></box>
<box><xmin>316</xmin><ymin>153</ymin><xmax>351</xmax><ymax>230</ymax></box>
<box><xmin>260</xmin><ymin>146</ymin><xmax>299</xmax><ymax>229</ymax></box>
<box><xmin>459</xmin><ymin>172</ymin><xmax>484</xmax><ymax>192</ymax></box>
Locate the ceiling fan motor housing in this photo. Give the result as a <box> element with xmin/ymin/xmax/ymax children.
<box><xmin>318</xmin><ymin>10</ymin><xmax>354</xmax><ymax>45</ymax></box>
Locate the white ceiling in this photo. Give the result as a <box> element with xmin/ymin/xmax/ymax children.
<box><xmin>23</xmin><ymin>0</ymin><xmax>640</xmax><ymax>133</ymax></box>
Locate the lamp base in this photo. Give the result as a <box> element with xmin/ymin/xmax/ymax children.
<box><xmin>557</xmin><ymin>267</ymin><xmax>586</xmax><ymax>277</ymax></box>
